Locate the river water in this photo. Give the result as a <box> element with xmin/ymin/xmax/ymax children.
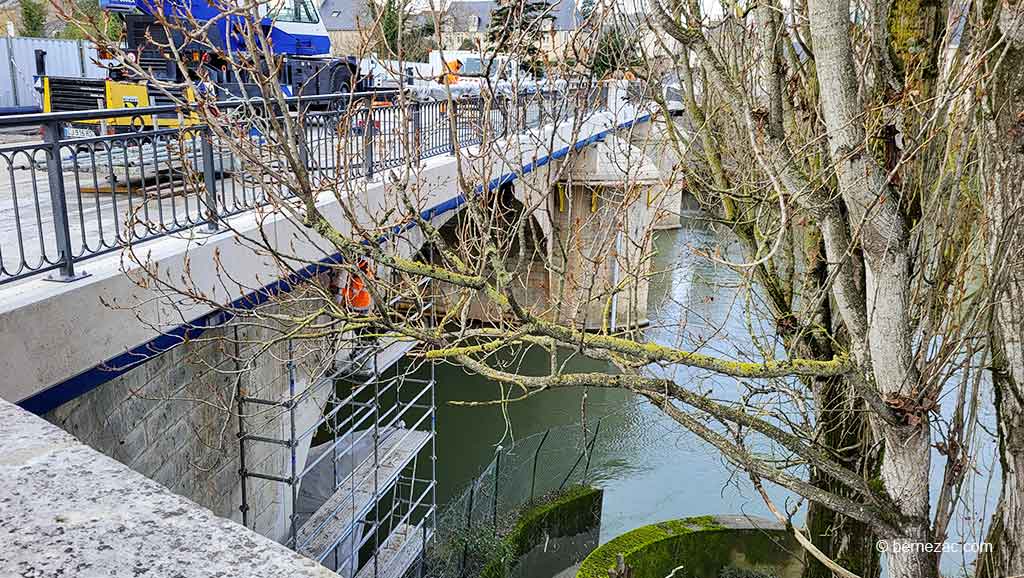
<box><xmin>407</xmin><ymin>217</ymin><xmax>998</xmax><ymax>576</ymax></box>
<box><xmin>410</xmin><ymin>219</ymin><xmax>783</xmax><ymax>538</ymax></box>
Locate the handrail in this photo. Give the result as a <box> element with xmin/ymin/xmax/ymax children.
<box><xmin>0</xmin><ymin>84</ymin><xmax>601</xmax><ymax>285</ymax></box>
<box><xmin>0</xmin><ymin>89</ymin><xmax>396</xmax><ymax>128</ymax></box>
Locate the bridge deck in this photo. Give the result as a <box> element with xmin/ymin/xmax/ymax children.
<box><xmin>0</xmin><ymin>100</ymin><xmax>544</xmax><ymax>285</ymax></box>
<box><xmin>0</xmin><ymin>84</ymin><xmax>650</xmax><ymax>407</ymax></box>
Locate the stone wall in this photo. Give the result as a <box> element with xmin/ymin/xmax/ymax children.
<box><xmin>44</xmin><ymin>304</ymin><xmax>332</xmax><ymax>544</ymax></box>
<box><xmin>0</xmin><ymin>398</ymin><xmax>338</xmax><ymax>578</ymax></box>
<box><xmin>576</xmin><ymin>515</ymin><xmax>802</xmax><ymax>578</ymax></box>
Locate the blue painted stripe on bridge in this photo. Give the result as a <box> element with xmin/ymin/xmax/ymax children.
<box><xmin>19</xmin><ymin>113</ymin><xmax>652</xmax><ymax>415</ymax></box>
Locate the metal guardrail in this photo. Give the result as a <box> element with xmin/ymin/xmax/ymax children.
<box><xmin>0</xmin><ymin>87</ymin><xmax>596</xmax><ymax>285</ymax></box>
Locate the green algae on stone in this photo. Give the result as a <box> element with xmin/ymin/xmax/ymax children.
<box><xmin>481</xmin><ymin>485</ymin><xmax>604</xmax><ymax>578</ymax></box>
<box><xmin>576</xmin><ymin>515</ymin><xmax>799</xmax><ymax>578</ymax></box>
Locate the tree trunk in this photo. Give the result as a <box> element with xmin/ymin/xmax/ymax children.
<box><xmin>878</xmin><ymin>425</ymin><xmax>938</xmax><ymax>578</ymax></box>
<box><xmin>977</xmin><ymin>210</ymin><xmax>1024</xmax><ymax>576</ymax></box>
<box><xmin>984</xmin><ymin>254</ymin><xmax>1024</xmax><ymax>578</ymax></box>
<box><xmin>978</xmin><ymin>369</ymin><xmax>1024</xmax><ymax>578</ymax></box>
<box><xmin>803</xmin><ymin>379</ymin><xmax>881</xmax><ymax>578</ymax></box>
<box><xmin>807</xmin><ymin>1</ymin><xmax>938</xmax><ymax>575</ymax></box>
<box><xmin>977</xmin><ymin>115</ymin><xmax>1024</xmax><ymax>578</ymax></box>
<box><xmin>801</xmin><ymin>233</ymin><xmax>881</xmax><ymax>578</ymax></box>
<box><xmin>976</xmin><ymin>6</ymin><xmax>1024</xmax><ymax>572</ymax></box>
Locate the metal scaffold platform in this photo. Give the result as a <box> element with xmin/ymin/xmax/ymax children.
<box><xmin>236</xmin><ymin>321</ymin><xmax>436</xmax><ymax>578</ymax></box>
<box><xmin>355</xmin><ymin>523</ymin><xmax>435</xmax><ymax>578</ymax></box>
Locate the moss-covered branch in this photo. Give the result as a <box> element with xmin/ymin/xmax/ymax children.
<box><xmin>529</xmin><ymin>318</ymin><xmax>854</xmax><ymax>378</ymax></box>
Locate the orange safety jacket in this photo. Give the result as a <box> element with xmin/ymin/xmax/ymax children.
<box><xmin>441</xmin><ymin>59</ymin><xmax>462</xmax><ymax>85</ymax></box>
<box><xmin>340</xmin><ymin>265</ymin><xmax>373</xmax><ymax>311</ymax></box>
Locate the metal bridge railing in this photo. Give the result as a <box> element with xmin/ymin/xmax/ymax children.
<box><xmin>0</xmin><ymin>86</ymin><xmax>599</xmax><ymax>286</ymax></box>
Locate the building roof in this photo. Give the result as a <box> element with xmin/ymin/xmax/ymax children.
<box><xmin>446</xmin><ymin>0</ymin><xmax>493</xmax><ymax>32</ymax></box>
<box><xmin>320</xmin><ymin>0</ymin><xmax>370</xmax><ymax>30</ymax></box>
<box><xmin>451</xmin><ymin>0</ymin><xmax>578</xmax><ymax>31</ymax></box>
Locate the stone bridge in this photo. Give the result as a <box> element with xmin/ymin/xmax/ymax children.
<box><xmin>0</xmin><ymin>82</ymin><xmax>684</xmax><ymax>577</ymax></box>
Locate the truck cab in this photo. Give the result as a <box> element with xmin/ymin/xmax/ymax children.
<box><xmin>43</xmin><ymin>0</ymin><xmax>368</xmax><ymax>130</ymax></box>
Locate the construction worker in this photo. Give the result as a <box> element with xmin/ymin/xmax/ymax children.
<box><xmin>339</xmin><ymin>259</ymin><xmax>374</xmax><ymax>315</ymax></box>
<box><xmin>441</xmin><ymin>59</ymin><xmax>463</xmax><ymax>85</ymax></box>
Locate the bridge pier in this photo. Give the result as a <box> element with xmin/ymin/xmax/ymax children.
<box><xmin>549</xmin><ymin>134</ymin><xmax>664</xmax><ymax>330</ymax></box>
<box><xmin>626</xmin><ymin>114</ymin><xmax>691</xmax><ymax>230</ymax></box>
<box><xmin>425</xmin><ymin>128</ymin><xmax>675</xmax><ymax>331</ymax></box>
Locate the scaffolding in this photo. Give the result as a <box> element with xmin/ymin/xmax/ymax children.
<box><xmin>236</xmin><ymin>283</ymin><xmax>437</xmax><ymax>578</ymax></box>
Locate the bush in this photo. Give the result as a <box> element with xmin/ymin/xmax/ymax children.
<box><xmin>18</xmin><ymin>0</ymin><xmax>46</xmax><ymax>37</ymax></box>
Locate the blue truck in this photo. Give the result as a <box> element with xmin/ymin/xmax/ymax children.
<box><xmin>43</xmin><ymin>0</ymin><xmax>372</xmax><ymax>128</ymax></box>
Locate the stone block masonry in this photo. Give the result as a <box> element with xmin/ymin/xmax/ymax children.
<box><xmin>550</xmin><ymin>179</ymin><xmax>654</xmax><ymax>330</ymax></box>
<box><xmin>42</xmin><ymin>301</ymin><xmax>332</xmax><ymax>545</ymax></box>
<box><xmin>0</xmin><ymin>398</ymin><xmax>339</xmax><ymax>578</ymax></box>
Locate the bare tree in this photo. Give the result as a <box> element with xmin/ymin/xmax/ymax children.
<box><xmin>976</xmin><ymin>2</ymin><xmax>1024</xmax><ymax>574</ymax></box>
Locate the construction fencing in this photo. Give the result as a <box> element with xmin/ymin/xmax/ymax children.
<box><xmin>426</xmin><ymin>420</ymin><xmax>606</xmax><ymax>578</ymax></box>
<box><xmin>0</xmin><ymin>36</ymin><xmax>105</xmax><ymax>109</ymax></box>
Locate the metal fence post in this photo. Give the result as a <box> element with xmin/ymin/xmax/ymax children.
<box><xmin>462</xmin><ymin>480</ymin><xmax>476</xmax><ymax>570</ymax></box>
<box><xmin>476</xmin><ymin>96</ymin><xmax>485</xmax><ymax>144</ymax></box>
<box><xmin>492</xmin><ymin>445</ymin><xmax>501</xmax><ymax>532</ymax></box>
<box><xmin>201</xmin><ymin>128</ymin><xmax>218</xmax><ymax>231</ymax></box>
<box><xmin>364</xmin><ymin>106</ymin><xmax>375</xmax><ymax>181</ymax></box>
<box><xmin>77</xmin><ymin>40</ymin><xmax>86</xmax><ymax>77</ymax></box>
<box><xmin>582</xmin><ymin>419</ymin><xmax>601</xmax><ymax>482</ymax></box>
<box><xmin>558</xmin><ymin>421</ymin><xmax>602</xmax><ymax>491</ymax></box>
<box><xmin>298</xmin><ymin>128</ymin><xmax>310</xmax><ymax>170</ymax></box>
<box><xmin>297</xmin><ymin>104</ymin><xmax>310</xmax><ymax>170</ymax></box>
<box><xmin>448</xmin><ymin>99</ymin><xmax>458</xmax><ymax>153</ymax></box>
<box><xmin>42</xmin><ymin>121</ymin><xmax>85</xmax><ymax>281</ymax></box>
<box><xmin>411</xmin><ymin>100</ymin><xmax>421</xmax><ymax>157</ymax></box>
<box><xmin>498</xmin><ymin>96</ymin><xmax>507</xmax><ymax>137</ymax></box>
<box><xmin>6</xmin><ymin>36</ymin><xmax>18</xmax><ymax>107</ymax></box>
<box><xmin>529</xmin><ymin>429</ymin><xmax>551</xmax><ymax>503</ymax></box>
